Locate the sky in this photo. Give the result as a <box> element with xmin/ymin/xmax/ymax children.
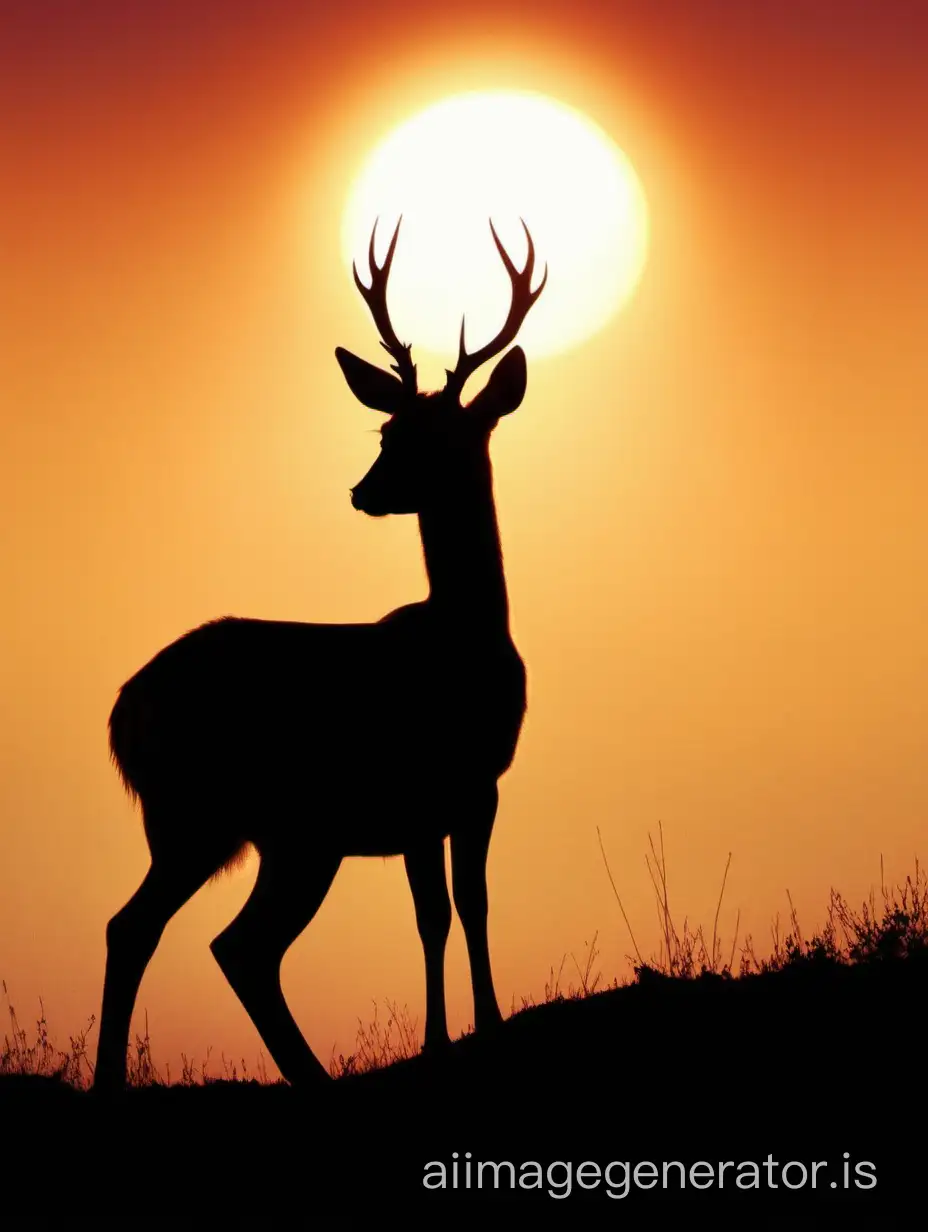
<box><xmin>2</xmin><ymin>0</ymin><xmax>926</xmax><ymax>1080</ymax></box>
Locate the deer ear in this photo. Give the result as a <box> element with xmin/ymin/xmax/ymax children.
<box><xmin>467</xmin><ymin>346</ymin><xmax>528</xmax><ymax>421</ymax></box>
<box><xmin>335</xmin><ymin>347</ymin><xmax>408</xmax><ymax>414</ymax></box>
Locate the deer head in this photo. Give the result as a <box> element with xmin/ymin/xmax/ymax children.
<box><xmin>336</xmin><ymin>217</ymin><xmax>547</xmax><ymax>517</ymax></box>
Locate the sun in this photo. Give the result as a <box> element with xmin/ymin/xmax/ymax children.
<box><xmin>341</xmin><ymin>91</ymin><xmax>649</xmax><ymax>365</ymax></box>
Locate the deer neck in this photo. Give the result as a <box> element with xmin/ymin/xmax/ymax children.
<box><xmin>418</xmin><ymin>456</ymin><xmax>510</xmax><ymax>637</ymax></box>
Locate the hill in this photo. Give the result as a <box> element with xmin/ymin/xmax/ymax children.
<box><xmin>2</xmin><ymin>949</ymin><xmax>924</xmax><ymax>1228</ymax></box>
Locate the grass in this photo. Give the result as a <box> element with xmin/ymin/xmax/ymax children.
<box><xmin>597</xmin><ymin>824</ymin><xmax>928</xmax><ymax>979</ymax></box>
<box><xmin>4</xmin><ymin>831</ymin><xmax>925</xmax><ymax>1091</ymax></box>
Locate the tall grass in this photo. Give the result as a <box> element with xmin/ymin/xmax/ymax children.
<box><xmin>329</xmin><ymin>999</ymin><xmax>421</xmax><ymax>1078</ymax></box>
<box><xmin>597</xmin><ymin>823</ymin><xmax>927</xmax><ymax>980</ymax></box>
<box><xmin>1</xmin><ymin>983</ymin><xmax>95</xmax><ymax>1088</ymax></box>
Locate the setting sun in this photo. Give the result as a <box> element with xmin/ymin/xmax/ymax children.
<box><xmin>340</xmin><ymin>90</ymin><xmax>649</xmax><ymax>361</ymax></box>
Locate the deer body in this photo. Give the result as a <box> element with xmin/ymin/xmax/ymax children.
<box><xmin>94</xmin><ymin>217</ymin><xmax>545</xmax><ymax>1092</ymax></box>
<box><xmin>109</xmin><ymin>607</ymin><xmax>526</xmax><ymax>860</ymax></box>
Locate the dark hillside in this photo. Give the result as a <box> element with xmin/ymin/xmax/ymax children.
<box><xmin>2</xmin><ymin>949</ymin><xmax>923</xmax><ymax>1228</ymax></box>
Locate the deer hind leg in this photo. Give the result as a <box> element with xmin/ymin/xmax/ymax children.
<box><xmin>95</xmin><ymin>844</ymin><xmax>223</xmax><ymax>1093</ymax></box>
<box><xmin>209</xmin><ymin>846</ymin><xmax>341</xmax><ymax>1089</ymax></box>
<box><xmin>404</xmin><ymin>838</ymin><xmax>452</xmax><ymax>1053</ymax></box>
<box><xmin>450</xmin><ymin>784</ymin><xmax>504</xmax><ymax>1036</ymax></box>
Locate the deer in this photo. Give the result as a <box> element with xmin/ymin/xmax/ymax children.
<box><xmin>93</xmin><ymin>216</ymin><xmax>547</xmax><ymax>1093</ymax></box>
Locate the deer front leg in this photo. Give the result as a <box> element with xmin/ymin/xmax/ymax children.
<box><xmin>404</xmin><ymin>839</ymin><xmax>452</xmax><ymax>1053</ymax></box>
<box><xmin>450</xmin><ymin>785</ymin><xmax>504</xmax><ymax>1036</ymax></box>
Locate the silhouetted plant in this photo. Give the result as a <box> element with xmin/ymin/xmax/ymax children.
<box><xmin>598</xmin><ymin>823</ymin><xmax>739</xmax><ymax>979</ymax></box>
<box><xmin>598</xmin><ymin>828</ymin><xmax>927</xmax><ymax>984</ymax></box>
<box><xmin>329</xmin><ymin>1000</ymin><xmax>420</xmax><ymax>1077</ymax></box>
<box><xmin>738</xmin><ymin>859</ymin><xmax>927</xmax><ymax>976</ymax></box>
<box><xmin>1</xmin><ymin>982</ymin><xmax>94</xmax><ymax>1088</ymax></box>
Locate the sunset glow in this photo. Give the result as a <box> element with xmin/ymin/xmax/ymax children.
<box><xmin>340</xmin><ymin>91</ymin><xmax>649</xmax><ymax>361</ymax></box>
<box><xmin>2</xmin><ymin>0</ymin><xmax>926</xmax><ymax>1108</ymax></box>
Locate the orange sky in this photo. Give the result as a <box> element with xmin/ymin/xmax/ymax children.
<box><xmin>2</xmin><ymin>0</ymin><xmax>926</xmax><ymax>1080</ymax></box>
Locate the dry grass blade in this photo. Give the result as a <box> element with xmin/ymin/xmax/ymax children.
<box><xmin>711</xmin><ymin>851</ymin><xmax>733</xmax><ymax>972</ymax></box>
<box><xmin>596</xmin><ymin>825</ymin><xmax>644</xmax><ymax>966</ymax></box>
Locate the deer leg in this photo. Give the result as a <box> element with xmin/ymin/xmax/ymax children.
<box><xmin>404</xmin><ymin>839</ymin><xmax>452</xmax><ymax>1053</ymax></box>
<box><xmin>450</xmin><ymin>786</ymin><xmax>504</xmax><ymax>1036</ymax></box>
<box><xmin>95</xmin><ymin>853</ymin><xmax>217</xmax><ymax>1092</ymax></box>
<box><xmin>209</xmin><ymin>848</ymin><xmax>340</xmax><ymax>1089</ymax></box>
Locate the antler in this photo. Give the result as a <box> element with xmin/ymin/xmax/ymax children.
<box><xmin>352</xmin><ymin>216</ymin><xmax>418</xmax><ymax>395</ymax></box>
<box><xmin>444</xmin><ymin>218</ymin><xmax>547</xmax><ymax>402</ymax></box>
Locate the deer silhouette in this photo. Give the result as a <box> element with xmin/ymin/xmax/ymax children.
<box><xmin>94</xmin><ymin>217</ymin><xmax>547</xmax><ymax>1092</ymax></box>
